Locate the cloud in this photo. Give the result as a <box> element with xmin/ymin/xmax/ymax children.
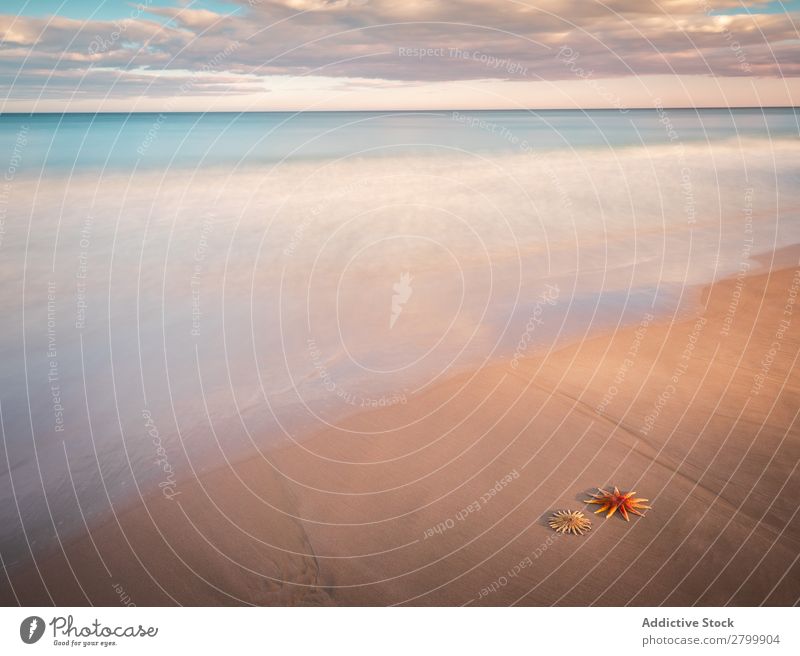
<box><xmin>0</xmin><ymin>0</ymin><xmax>797</xmax><ymax>108</ymax></box>
<box><xmin>228</xmin><ymin>1</ymin><xmax>800</xmax><ymax>79</ymax></box>
<box><xmin>143</xmin><ymin>6</ymin><xmax>229</xmax><ymax>29</ymax></box>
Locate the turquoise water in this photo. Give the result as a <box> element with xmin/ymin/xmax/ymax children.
<box><xmin>1</xmin><ymin>108</ymin><xmax>797</xmax><ymax>172</ymax></box>
<box><xmin>0</xmin><ymin>109</ymin><xmax>798</xmax><ymax>564</ymax></box>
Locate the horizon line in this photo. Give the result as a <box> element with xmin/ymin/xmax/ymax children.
<box><xmin>1</xmin><ymin>105</ymin><xmax>798</xmax><ymax>116</ymax></box>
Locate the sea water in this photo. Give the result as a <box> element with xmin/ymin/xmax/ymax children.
<box><xmin>0</xmin><ymin>109</ymin><xmax>798</xmax><ymax>563</ymax></box>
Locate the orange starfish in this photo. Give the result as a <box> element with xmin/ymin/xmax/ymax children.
<box><xmin>584</xmin><ymin>487</ymin><xmax>650</xmax><ymax>521</ymax></box>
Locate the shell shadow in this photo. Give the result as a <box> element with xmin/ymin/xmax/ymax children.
<box><xmin>536</xmin><ymin>511</ymin><xmax>554</xmax><ymax>528</ymax></box>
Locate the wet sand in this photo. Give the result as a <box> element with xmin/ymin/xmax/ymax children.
<box><xmin>3</xmin><ymin>254</ymin><xmax>799</xmax><ymax>606</ymax></box>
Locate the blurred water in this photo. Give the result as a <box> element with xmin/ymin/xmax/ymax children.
<box><xmin>0</xmin><ymin>109</ymin><xmax>798</xmax><ymax>564</ymax></box>
<box><xmin>0</xmin><ymin>108</ymin><xmax>798</xmax><ymax>171</ymax></box>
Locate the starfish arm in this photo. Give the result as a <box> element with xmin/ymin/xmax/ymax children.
<box><xmin>620</xmin><ymin>505</ymin><xmax>629</xmax><ymax>520</ymax></box>
<box><xmin>606</xmin><ymin>504</ymin><xmax>618</xmax><ymax>519</ymax></box>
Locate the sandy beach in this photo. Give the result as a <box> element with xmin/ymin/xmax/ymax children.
<box><xmin>3</xmin><ymin>251</ymin><xmax>799</xmax><ymax>607</ymax></box>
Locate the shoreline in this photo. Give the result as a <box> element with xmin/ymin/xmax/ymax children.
<box><xmin>3</xmin><ymin>251</ymin><xmax>799</xmax><ymax>606</ymax></box>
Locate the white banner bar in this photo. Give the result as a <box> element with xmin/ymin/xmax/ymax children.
<box><xmin>1</xmin><ymin>607</ymin><xmax>797</xmax><ymax>655</ymax></box>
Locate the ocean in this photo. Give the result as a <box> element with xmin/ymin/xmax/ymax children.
<box><xmin>0</xmin><ymin>108</ymin><xmax>798</xmax><ymax>564</ymax></box>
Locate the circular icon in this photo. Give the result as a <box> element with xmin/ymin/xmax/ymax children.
<box><xmin>20</xmin><ymin>616</ymin><xmax>45</xmax><ymax>644</ymax></box>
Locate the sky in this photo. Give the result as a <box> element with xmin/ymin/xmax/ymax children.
<box><xmin>0</xmin><ymin>0</ymin><xmax>798</xmax><ymax>111</ymax></box>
